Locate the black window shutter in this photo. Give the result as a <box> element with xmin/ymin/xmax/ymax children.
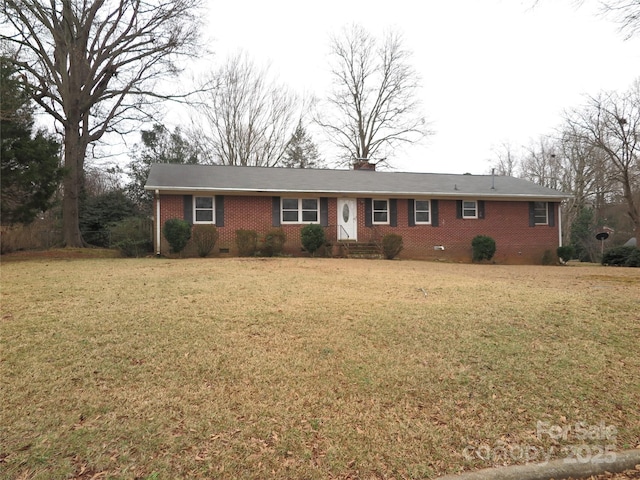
<box><xmin>432</xmin><ymin>200</ymin><xmax>439</xmax><ymax>227</ymax></box>
<box><xmin>456</xmin><ymin>200</ymin><xmax>463</xmax><ymax>219</ymax></box>
<box><xmin>364</xmin><ymin>198</ymin><xmax>372</xmax><ymax>227</ymax></box>
<box><xmin>272</xmin><ymin>196</ymin><xmax>281</xmax><ymax>227</ymax></box>
<box><xmin>478</xmin><ymin>200</ymin><xmax>485</xmax><ymax>219</ymax></box>
<box><xmin>389</xmin><ymin>199</ymin><xmax>398</xmax><ymax>227</ymax></box>
<box><xmin>215</xmin><ymin>195</ymin><xmax>224</xmax><ymax>227</ymax></box>
<box><xmin>183</xmin><ymin>195</ymin><xmax>193</xmax><ymax>224</ymax></box>
<box><xmin>408</xmin><ymin>199</ymin><xmax>415</xmax><ymax>227</ymax></box>
<box><xmin>529</xmin><ymin>202</ymin><xmax>535</xmax><ymax>227</ymax></box>
<box><xmin>320</xmin><ymin>197</ymin><xmax>329</xmax><ymax>227</ymax></box>
<box><xmin>548</xmin><ymin>202</ymin><xmax>556</xmax><ymax>227</ymax></box>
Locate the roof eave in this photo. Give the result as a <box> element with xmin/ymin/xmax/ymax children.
<box><xmin>145</xmin><ymin>185</ymin><xmax>570</xmax><ymax>200</ymax></box>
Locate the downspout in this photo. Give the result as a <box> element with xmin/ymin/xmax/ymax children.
<box><xmin>155</xmin><ymin>190</ymin><xmax>161</xmax><ymax>256</ymax></box>
<box><xmin>558</xmin><ymin>203</ymin><xmax>562</xmax><ymax>247</ymax></box>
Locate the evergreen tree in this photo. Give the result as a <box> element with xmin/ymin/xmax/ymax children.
<box><xmin>79</xmin><ymin>190</ymin><xmax>138</xmax><ymax>247</ymax></box>
<box><xmin>570</xmin><ymin>207</ymin><xmax>598</xmax><ymax>262</ymax></box>
<box><xmin>282</xmin><ymin>121</ymin><xmax>323</xmax><ymax>169</ymax></box>
<box><xmin>1</xmin><ymin>57</ymin><xmax>63</xmax><ymax>225</ymax></box>
<box><xmin>126</xmin><ymin>123</ymin><xmax>201</xmax><ymax>215</ymax></box>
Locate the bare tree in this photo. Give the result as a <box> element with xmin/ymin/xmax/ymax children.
<box><xmin>520</xmin><ymin>136</ymin><xmax>564</xmax><ymax>190</ymax></box>
<box><xmin>531</xmin><ymin>0</ymin><xmax>640</xmax><ymax>39</ymax></box>
<box><xmin>558</xmin><ymin>120</ymin><xmax>613</xmax><ymax>212</ymax></box>
<box><xmin>565</xmin><ymin>80</ymin><xmax>640</xmax><ymax>238</ymax></box>
<box><xmin>1</xmin><ymin>0</ymin><xmax>203</xmax><ymax>246</ymax></box>
<box><xmin>597</xmin><ymin>0</ymin><xmax>640</xmax><ymax>39</ymax></box>
<box><xmin>195</xmin><ymin>53</ymin><xmax>300</xmax><ymax>167</ymax></box>
<box><xmin>317</xmin><ymin>25</ymin><xmax>430</xmax><ymax>168</ymax></box>
<box><xmin>490</xmin><ymin>141</ymin><xmax>520</xmax><ymax>176</ymax></box>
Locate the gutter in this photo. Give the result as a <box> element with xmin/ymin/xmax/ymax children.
<box><xmin>144</xmin><ymin>186</ymin><xmax>570</xmax><ymax>201</ymax></box>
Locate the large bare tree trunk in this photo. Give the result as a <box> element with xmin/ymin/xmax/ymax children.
<box><xmin>62</xmin><ymin>125</ymin><xmax>85</xmax><ymax>247</ymax></box>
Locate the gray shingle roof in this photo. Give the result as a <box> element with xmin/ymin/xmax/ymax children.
<box><xmin>144</xmin><ymin>164</ymin><xmax>569</xmax><ymax>200</ymax></box>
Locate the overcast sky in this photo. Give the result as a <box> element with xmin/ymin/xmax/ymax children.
<box><xmin>197</xmin><ymin>0</ymin><xmax>640</xmax><ymax>174</ymax></box>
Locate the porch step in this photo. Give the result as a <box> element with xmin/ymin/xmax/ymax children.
<box><xmin>340</xmin><ymin>241</ymin><xmax>383</xmax><ymax>259</ymax></box>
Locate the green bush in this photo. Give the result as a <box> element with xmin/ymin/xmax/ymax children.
<box><xmin>625</xmin><ymin>249</ymin><xmax>640</xmax><ymax>267</ymax></box>
<box><xmin>192</xmin><ymin>224</ymin><xmax>219</xmax><ymax>257</ymax></box>
<box><xmin>556</xmin><ymin>245</ymin><xmax>575</xmax><ymax>263</ymax></box>
<box><xmin>382</xmin><ymin>233</ymin><xmax>403</xmax><ymax>259</ymax></box>
<box><xmin>261</xmin><ymin>228</ymin><xmax>286</xmax><ymax>257</ymax></box>
<box><xmin>235</xmin><ymin>229</ymin><xmax>258</xmax><ymax>257</ymax></box>
<box><xmin>163</xmin><ymin>218</ymin><xmax>191</xmax><ymax>254</ymax></box>
<box><xmin>300</xmin><ymin>224</ymin><xmax>326</xmax><ymax>256</ymax></box>
<box><xmin>109</xmin><ymin>217</ymin><xmax>152</xmax><ymax>257</ymax></box>
<box><xmin>602</xmin><ymin>245</ymin><xmax>640</xmax><ymax>267</ymax></box>
<box><xmin>471</xmin><ymin>235</ymin><xmax>496</xmax><ymax>262</ymax></box>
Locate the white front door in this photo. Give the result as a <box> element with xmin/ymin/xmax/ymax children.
<box><xmin>337</xmin><ymin>198</ymin><xmax>357</xmax><ymax>241</ymax></box>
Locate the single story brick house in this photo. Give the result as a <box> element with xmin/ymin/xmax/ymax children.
<box><xmin>144</xmin><ymin>163</ymin><xmax>569</xmax><ymax>263</ymax></box>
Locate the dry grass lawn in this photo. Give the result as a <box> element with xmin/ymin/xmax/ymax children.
<box><xmin>1</xmin><ymin>256</ymin><xmax>639</xmax><ymax>479</ymax></box>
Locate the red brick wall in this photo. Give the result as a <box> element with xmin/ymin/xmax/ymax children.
<box><xmin>154</xmin><ymin>194</ymin><xmax>559</xmax><ymax>263</ymax></box>
<box><xmin>353</xmin><ymin>199</ymin><xmax>559</xmax><ymax>264</ymax></box>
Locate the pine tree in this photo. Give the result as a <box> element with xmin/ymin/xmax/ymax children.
<box><xmin>282</xmin><ymin>122</ymin><xmax>323</xmax><ymax>169</ymax></box>
<box><xmin>126</xmin><ymin>123</ymin><xmax>201</xmax><ymax>215</ymax></box>
<box><xmin>1</xmin><ymin>57</ymin><xmax>63</xmax><ymax>225</ymax></box>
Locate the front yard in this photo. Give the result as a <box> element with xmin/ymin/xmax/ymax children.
<box><xmin>1</xmin><ymin>257</ymin><xmax>638</xmax><ymax>479</ymax></box>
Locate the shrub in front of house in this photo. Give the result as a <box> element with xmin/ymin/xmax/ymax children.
<box><xmin>261</xmin><ymin>228</ymin><xmax>286</xmax><ymax>257</ymax></box>
<box><xmin>163</xmin><ymin>218</ymin><xmax>192</xmax><ymax>254</ymax></box>
<box><xmin>235</xmin><ymin>229</ymin><xmax>258</xmax><ymax>256</ymax></box>
<box><xmin>109</xmin><ymin>217</ymin><xmax>153</xmax><ymax>257</ymax></box>
<box><xmin>300</xmin><ymin>224</ymin><xmax>326</xmax><ymax>256</ymax></box>
<box><xmin>471</xmin><ymin>235</ymin><xmax>496</xmax><ymax>262</ymax></box>
<box><xmin>602</xmin><ymin>245</ymin><xmax>640</xmax><ymax>267</ymax></box>
<box><xmin>382</xmin><ymin>233</ymin><xmax>403</xmax><ymax>260</ymax></box>
<box><xmin>192</xmin><ymin>224</ymin><xmax>219</xmax><ymax>257</ymax></box>
<box><xmin>556</xmin><ymin>245</ymin><xmax>575</xmax><ymax>263</ymax></box>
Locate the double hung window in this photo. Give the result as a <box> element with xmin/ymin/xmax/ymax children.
<box><xmin>282</xmin><ymin>198</ymin><xmax>319</xmax><ymax>223</ymax></box>
<box><xmin>415</xmin><ymin>200</ymin><xmax>431</xmax><ymax>224</ymax></box>
<box><xmin>194</xmin><ymin>197</ymin><xmax>215</xmax><ymax>223</ymax></box>
<box><xmin>372</xmin><ymin>199</ymin><xmax>389</xmax><ymax>224</ymax></box>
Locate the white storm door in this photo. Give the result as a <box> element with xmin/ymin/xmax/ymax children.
<box><xmin>337</xmin><ymin>198</ymin><xmax>357</xmax><ymax>241</ymax></box>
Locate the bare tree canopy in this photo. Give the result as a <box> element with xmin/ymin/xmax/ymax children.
<box><xmin>601</xmin><ymin>0</ymin><xmax>640</xmax><ymax>38</ymax></box>
<box><xmin>531</xmin><ymin>0</ymin><xmax>640</xmax><ymax>39</ymax></box>
<box><xmin>318</xmin><ymin>24</ymin><xmax>430</xmax><ymax>168</ymax></box>
<box><xmin>195</xmin><ymin>52</ymin><xmax>301</xmax><ymax>167</ymax></box>
<box><xmin>519</xmin><ymin>137</ymin><xmax>564</xmax><ymax>190</ymax></box>
<box><xmin>564</xmin><ymin>80</ymin><xmax>640</xmax><ymax>238</ymax></box>
<box><xmin>1</xmin><ymin>0</ymin><xmax>203</xmax><ymax>246</ymax></box>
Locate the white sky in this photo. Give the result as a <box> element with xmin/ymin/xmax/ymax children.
<box><xmin>194</xmin><ymin>0</ymin><xmax>640</xmax><ymax>174</ymax></box>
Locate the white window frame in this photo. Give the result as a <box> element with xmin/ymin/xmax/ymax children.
<box><xmin>414</xmin><ymin>199</ymin><xmax>431</xmax><ymax>224</ymax></box>
<box><xmin>372</xmin><ymin>199</ymin><xmax>389</xmax><ymax>224</ymax></box>
<box><xmin>193</xmin><ymin>196</ymin><xmax>215</xmax><ymax>224</ymax></box>
<box><xmin>534</xmin><ymin>201</ymin><xmax>549</xmax><ymax>225</ymax></box>
<box><xmin>281</xmin><ymin>198</ymin><xmax>320</xmax><ymax>224</ymax></box>
<box><xmin>462</xmin><ymin>200</ymin><xmax>478</xmax><ymax>219</ymax></box>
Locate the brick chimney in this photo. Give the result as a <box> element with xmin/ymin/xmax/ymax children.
<box><xmin>353</xmin><ymin>160</ymin><xmax>376</xmax><ymax>171</ymax></box>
